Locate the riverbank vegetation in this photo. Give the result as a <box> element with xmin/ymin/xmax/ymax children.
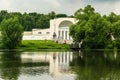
<box><xmin>19</xmin><ymin>40</ymin><xmax>70</xmax><ymax>50</ymax></box>
<box><xmin>70</xmin><ymin>5</ymin><xmax>120</xmax><ymax>49</ymax></box>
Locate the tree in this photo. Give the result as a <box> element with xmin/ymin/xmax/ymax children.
<box><xmin>0</xmin><ymin>10</ymin><xmax>9</xmax><ymax>23</ymax></box>
<box><xmin>0</xmin><ymin>17</ymin><xmax>23</xmax><ymax>49</ymax></box>
<box><xmin>48</xmin><ymin>11</ymin><xmax>56</xmax><ymax>19</ymax></box>
<box><xmin>70</xmin><ymin>5</ymin><xmax>96</xmax><ymax>43</ymax></box>
<box><xmin>56</xmin><ymin>13</ymin><xmax>67</xmax><ymax>18</ymax></box>
<box><xmin>22</xmin><ymin>13</ymin><xmax>35</xmax><ymax>31</ymax></box>
<box><xmin>0</xmin><ymin>10</ymin><xmax>69</xmax><ymax>31</ymax></box>
<box><xmin>69</xmin><ymin>5</ymin><xmax>120</xmax><ymax>49</ymax></box>
<box><xmin>104</xmin><ymin>13</ymin><xmax>120</xmax><ymax>48</ymax></box>
<box><xmin>83</xmin><ymin>13</ymin><xmax>111</xmax><ymax>49</ymax></box>
<box><xmin>36</xmin><ymin>15</ymin><xmax>50</xmax><ymax>29</ymax></box>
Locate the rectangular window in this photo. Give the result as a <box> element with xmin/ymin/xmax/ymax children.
<box><xmin>46</xmin><ymin>32</ymin><xmax>50</xmax><ymax>34</ymax></box>
<box><xmin>38</xmin><ymin>32</ymin><xmax>42</xmax><ymax>34</ymax></box>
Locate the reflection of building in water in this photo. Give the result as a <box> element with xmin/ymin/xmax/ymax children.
<box><xmin>21</xmin><ymin>51</ymin><xmax>73</xmax><ymax>76</ymax></box>
<box><xmin>58</xmin><ymin>52</ymin><xmax>73</xmax><ymax>71</ymax></box>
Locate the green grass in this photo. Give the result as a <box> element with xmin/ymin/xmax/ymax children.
<box><xmin>19</xmin><ymin>40</ymin><xmax>70</xmax><ymax>50</ymax></box>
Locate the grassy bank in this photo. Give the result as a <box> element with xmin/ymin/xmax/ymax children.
<box><xmin>19</xmin><ymin>40</ymin><xmax>70</xmax><ymax>50</ymax></box>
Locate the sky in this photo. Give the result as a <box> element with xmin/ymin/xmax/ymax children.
<box><xmin>0</xmin><ymin>0</ymin><xmax>120</xmax><ymax>15</ymax></box>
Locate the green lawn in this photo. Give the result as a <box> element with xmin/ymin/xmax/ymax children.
<box><xmin>19</xmin><ymin>40</ymin><xmax>70</xmax><ymax>50</ymax></box>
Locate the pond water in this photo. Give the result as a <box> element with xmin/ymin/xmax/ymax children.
<box><xmin>0</xmin><ymin>50</ymin><xmax>120</xmax><ymax>80</ymax></box>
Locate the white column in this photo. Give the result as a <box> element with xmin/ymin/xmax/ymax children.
<box><xmin>64</xmin><ymin>30</ymin><xmax>66</xmax><ymax>40</ymax></box>
<box><xmin>65</xmin><ymin>31</ymin><xmax>67</xmax><ymax>40</ymax></box>
<box><xmin>63</xmin><ymin>52</ymin><xmax>65</xmax><ymax>65</ymax></box>
<box><xmin>60</xmin><ymin>30</ymin><xmax>62</xmax><ymax>40</ymax></box>
<box><xmin>60</xmin><ymin>52</ymin><xmax>62</xmax><ymax>64</ymax></box>
<box><xmin>62</xmin><ymin>30</ymin><xmax>64</xmax><ymax>40</ymax></box>
<box><xmin>69</xmin><ymin>35</ymin><xmax>71</xmax><ymax>40</ymax></box>
<box><xmin>67</xmin><ymin>52</ymin><xmax>69</xmax><ymax>64</ymax></box>
<box><xmin>70</xmin><ymin>52</ymin><xmax>73</xmax><ymax>62</ymax></box>
<box><xmin>70</xmin><ymin>36</ymin><xmax>73</xmax><ymax>40</ymax></box>
<box><xmin>67</xmin><ymin>31</ymin><xmax>69</xmax><ymax>40</ymax></box>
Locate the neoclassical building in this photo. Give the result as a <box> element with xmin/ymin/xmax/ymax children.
<box><xmin>23</xmin><ymin>18</ymin><xmax>76</xmax><ymax>43</ymax></box>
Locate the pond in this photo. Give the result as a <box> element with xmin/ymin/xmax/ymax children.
<box><xmin>0</xmin><ymin>50</ymin><xmax>120</xmax><ymax>80</ymax></box>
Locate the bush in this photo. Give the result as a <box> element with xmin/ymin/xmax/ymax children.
<box><xmin>0</xmin><ymin>17</ymin><xmax>23</xmax><ymax>49</ymax></box>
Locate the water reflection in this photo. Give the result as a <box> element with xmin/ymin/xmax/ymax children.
<box><xmin>71</xmin><ymin>50</ymin><xmax>120</xmax><ymax>80</ymax></box>
<box><xmin>21</xmin><ymin>51</ymin><xmax>73</xmax><ymax>77</ymax></box>
<box><xmin>0</xmin><ymin>51</ymin><xmax>21</xmax><ymax>80</ymax></box>
<box><xmin>0</xmin><ymin>51</ymin><xmax>75</xmax><ymax>80</ymax></box>
<box><xmin>0</xmin><ymin>50</ymin><xmax>120</xmax><ymax>80</ymax></box>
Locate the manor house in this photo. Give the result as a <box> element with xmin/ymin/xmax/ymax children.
<box><xmin>23</xmin><ymin>18</ymin><xmax>76</xmax><ymax>44</ymax></box>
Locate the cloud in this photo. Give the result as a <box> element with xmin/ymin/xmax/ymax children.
<box><xmin>89</xmin><ymin>0</ymin><xmax>120</xmax><ymax>15</ymax></box>
<box><xmin>0</xmin><ymin>0</ymin><xmax>60</xmax><ymax>13</ymax></box>
<box><xmin>0</xmin><ymin>0</ymin><xmax>10</xmax><ymax>9</ymax></box>
<box><xmin>114</xmin><ymin>1</ymin><xmax>120</xmax><ymax>14</ymax></box>
<box><xmin>44</xmin><ymin>0</ymin><xmax>60</xmax><ymax>7</ymax></box>
<box><xmin>0</xmin><ymin>0</ymin><xmax>120</xmax><ymax>15</ymax></box>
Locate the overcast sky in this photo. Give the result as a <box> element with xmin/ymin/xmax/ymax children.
<box><xmin>0</xmin><ymin>0</ymin><xmax>120</xmax><ymax>15</ymax></box>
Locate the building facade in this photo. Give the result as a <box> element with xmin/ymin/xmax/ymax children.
<box><xmin>23</xmin><ymin>18</ymin><xmax>75</xmax><ymax>43</ymax></box>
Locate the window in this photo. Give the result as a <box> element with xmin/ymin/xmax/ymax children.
<box><xmin>38</xmin><ymin>32</ymin><xmax>42</xmax><ymax>34</ymax></box>
<box><xmin>46</xmin><ymin>32</ymin><xmax>50</xmax><ymax>34</ymax></box>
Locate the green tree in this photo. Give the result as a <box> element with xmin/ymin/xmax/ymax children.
<box><xmin>36</xmin><ymin>15</ymin><xmax>50</xmax><ymax>29</ymax></box>
<box><xmin>0</xmin><ymin>10</ymin><xmax>69</xmax><ymax>31</ymax></box>
<box><xmin>48</xmin><ymin>11</ymin><xmax>56</xmax><ymax>19</ymax></box>
<box><xmin>104</xmin><ymin>13</ymin><xmax>120</xmax><ymax>48</ymax></box>
<box><xmin>70</xmin><ymin>5</ymin><xmax>96</xmax><ymax>43</ymax></box>
<box><xmin>0</xmin><ymin>10</ymin><xmax>9</xmax><ymax>23</ymax></box>
<box><xmin>0</xmin><ymin>17</ymin><xmax>23</xmax><ymax>49</ymax></box>
<box><xmin>83</xmin><ymin>13</ymin><xmax>111</xmax><ymax>49</ymax></box>
<box><xmin>22</xmin><ymin>13</ymin><xmax>35</xmax><ymax>31</ymax></box>
<box><xmin>56</xmin><ymin>13</ymin><xmax>67</xmax><ymax>18</ymax></box>
<box><xmin>69</xmin><ymin>5</ymin><xmax>119</xmax><ymax>49</ymax></box>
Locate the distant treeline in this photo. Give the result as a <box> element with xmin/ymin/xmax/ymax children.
<box><xmin>0</xmin><ymin>10</ymin><xmax>73</xmax><ymax>31</ymax></box>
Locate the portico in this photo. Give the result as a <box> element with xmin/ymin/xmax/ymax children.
<box><xmin>58</xmin><ymin>27</ymin><xmax>72</xmax><ymax>40</ymax></box>
<box><xmin>50</xmin><ymin>18</ymin><xmax>75</xmax><ymax>41</ymax></box>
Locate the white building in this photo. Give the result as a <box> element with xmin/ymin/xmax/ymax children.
<box><xmin>23</xmin><ymin>18</ymin><xmax>76</xmax><ymax>43</ymax></box>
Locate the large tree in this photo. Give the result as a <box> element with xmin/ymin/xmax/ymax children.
<box><xmin>0</xmin><ymin>17</ymin><xmax>23</xmax><ymax>49</ymax></box>
<box><xmin>70</xmin><ymin>5</ymin><xmax>120</xmax><ymax>49</ymax></box>
<box><xmin>105</xmin><ymin>13</ymin><xmax>120</xmax><ymax>49</ymax></box>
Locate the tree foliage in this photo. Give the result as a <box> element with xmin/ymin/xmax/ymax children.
<box><xmin>0</xmin><ymin>10</ymin><xmax>69</xmax><ymax>31</ymax></box>
<box><xmin>70</xmin><ymin>5</ymin><xmax>120</xmax><ymax>49</ymax></box>
<box><xmin>56</xmin><ymin>13</ymin><xmax>67</xmax><ymax>18</ymax></box>
<box><xmin>0</xmin><ymin>17</ymin><xmax>23</xmax><ymax>49</ymax></box>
